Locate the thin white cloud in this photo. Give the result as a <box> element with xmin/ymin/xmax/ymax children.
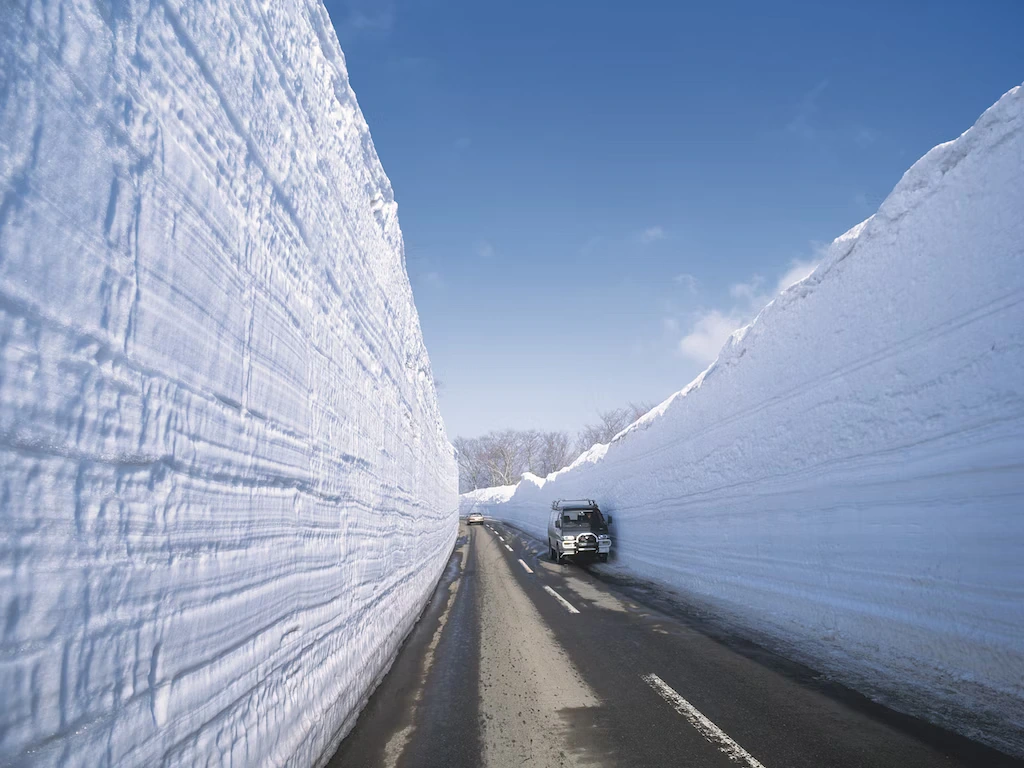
<box><xmin>351</xmin><ymin>9</ymin><xmax>394</xmax><ymax>31</ymax></box>
<box><xmin>673</xmin><ymin>273</ymin><xmax>699</xmax><ymax>293</ymax></box>
<box><xmin>729</xmin><ymin>275</ymin><xmax>764</xmax><ymax>301</ymax></box>
<box><xmin>637</xmin><ymin>226</ymin><xmax>667</xmax><ymax>244</ymax></box>
<box><xmin>786</xmin><ymin>79</ymin><xmax>829</xmax><ymax>140</ymax></box>
<box><xmin>775</xmin><ymin>259</ymin><xmax>819</xmax><ymax>293</ymax></box>
<box><xmin>786</xmin><ymin>81</ymin><xmax>878</xmax><ymax>150</ymax></box>
<box><xmin>333</xmin><ymin>0</ymin><xmax>396</xmax><ymax>40</ymax></box>
<box><xmin>679</xmin><ymin>310</ymin><xmax>744</xmax><ymax>364</ymax></box>
<box><xmin>476</xmin><ymin>241</ymin><xmax>496</xmax><ymax>259</ymax></box>
<box><xmin>678</xmin><ymin>258</ymin><xmax>822</xmax><ymax>365</ymax></box>
<box><xmin>854</xmin><ymin>126</ymin><xmax>879</xmax><ymax>148</ymax></box>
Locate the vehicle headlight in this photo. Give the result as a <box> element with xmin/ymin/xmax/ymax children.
<box><xmin>562</xmin><ymin>535</ymin><xmax>575</xmax><ymax>542</ymax></box>
<box><xmin>597</xmin><ymin>534</ymin><xmax>609</xmax><ymax>540</ymax></box>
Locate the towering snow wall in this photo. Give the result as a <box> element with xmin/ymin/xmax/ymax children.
<box><xmin>0</xmin><ymin>2</ymin><xmax>458</xmax><ymax>766</ymax></box>
<box><xmin>467</xmin><ymin>85</ymin><xmax>1024</xmax><ymax>755</ymax></box>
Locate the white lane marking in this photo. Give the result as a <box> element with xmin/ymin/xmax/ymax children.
<box><xmin>543</xmin><ymin>586</ymin><xmax>579</xmax><ymax>614</ymax></box>
<box><xmin>642</xmin><ymin>673</ymin><xmax>767</xmax><ymax>768</ymax></box>
<box><xmin>505</xmin><ymin>544</ymin><xmax>513</xmax><ymax>552</ymax></box>
<box><xmin>518</xmin><ymin>559</ymin><xmax>533</xmax><ymax>574</ymax></box>
<box><xmin>498</xmin><ymin>536</ymin><xmax>505</xmax><ymax>542</ymax></box>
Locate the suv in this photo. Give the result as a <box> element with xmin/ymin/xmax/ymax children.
<box><xmin>548</xmin><ymin>499</ymin><xmax>612</xmax><ymax>563</ymax></box>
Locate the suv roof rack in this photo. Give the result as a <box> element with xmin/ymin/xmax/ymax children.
<box><xmin>551</xmin><ymin>499</ymin><xmax>598</xmax><ymax>511</ymax></box>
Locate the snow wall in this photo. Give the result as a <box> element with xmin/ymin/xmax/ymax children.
<box><xmin>463</xmin><ymin>85</ymin><xmax>1024</xmax><ymax>756</ymax></box>
<box><xmin>0</xmin><ymin>2</ymin><xmax>458</xmax><ymax>766</ymax></box>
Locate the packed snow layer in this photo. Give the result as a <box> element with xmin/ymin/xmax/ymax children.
<box><xmin>0</xmin><ymin>2</ymin><xmax>458</xmax><ymax>766</ymax></box>
<box><xmin>460</xmin><ymin>484</ymin><xmax>517</xmax><ymax>511</ymax></box>
<box><xmin>469</xmin><ymin>85</ymin><xmax>1024</xmax><ymax>755</ymax></box>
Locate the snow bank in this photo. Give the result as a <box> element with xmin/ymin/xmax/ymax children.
<box><xmin>0</xmin><ymin>2</ymin><xmax>457</xmax><ymax>766</ymax></box>
<box><xmin>460</xmin><ymin>483</ymin><xmax>518</xmax><ymax>513</ymax></box>
<box><xmin>469</xmin><ymin>85</ymin><xmax>1024</xmax><ymax>755</ymax></box>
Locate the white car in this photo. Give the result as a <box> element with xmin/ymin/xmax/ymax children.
<box><xmin>467</xmin><ymin>513</ymin><xmax>485</xmax><ymax>525</ymax></box>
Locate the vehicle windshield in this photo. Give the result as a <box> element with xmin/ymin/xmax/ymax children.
<box><xmin>560</xmin><ymin>508</ymin><xmax>607</xmax><ymax>533</ymax></box>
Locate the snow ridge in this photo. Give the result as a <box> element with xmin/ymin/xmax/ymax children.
<box><xmin>464</xmin><ymin>85</ymin><xmax>1024</xmax><ymax>756</ymax></box>
<box><xmin>0</xmin><ymin>2</ymin><xmax>457</xmax><ymax>766</ymax></box>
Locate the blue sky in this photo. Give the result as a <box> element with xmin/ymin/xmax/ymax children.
<box><xmin>324</xmin><ymin>0</ymin><xmax>1024</xmax><ymax>439</ymax></box>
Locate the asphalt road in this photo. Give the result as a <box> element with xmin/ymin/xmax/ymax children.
<box><xmin>328</xmin><ymin>521</ymin><xmax>1022</xmax><ymax>768</ymax></box>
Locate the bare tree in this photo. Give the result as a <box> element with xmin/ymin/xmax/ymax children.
<box><xmin>574</xmin><ymin>402</ymin><xmax>655</xmax><ymax>454</ymax></box>
<box><xmin>626</xmin><ymin>401</ymin><xmax>656</xmax><ymax>422</ymax></box>
<box><xmin>455</xmin><ymin>401</ymin><xmax>656</xmax><ymax>493</ymax></box>
<box><xmin>539</xmin><ymin>431</ymin><xmax>574</xmax><ymax>475</ymax></box>
<box><xmin>453</xmin><ymin>436</ymin><xmax>489</xmax><ymax>492</ymax></box>
<box><xmin>517</xmin><ymin>430</ymin><xmax>542</xmax><ymax>476</ymax></box>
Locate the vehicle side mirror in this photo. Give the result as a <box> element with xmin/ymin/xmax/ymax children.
<box><xmin>606</xmin><ymin>515</ymin><xmax>613</xmax><ymax>525</ymax></box>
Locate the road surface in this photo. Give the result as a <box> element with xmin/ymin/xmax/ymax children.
<box><xmin>328</xmin><ymin>521</ymin><xmax>1022</xmax><ymax>768</ymax></box>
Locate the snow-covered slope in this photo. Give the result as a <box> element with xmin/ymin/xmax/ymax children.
<box><xmin>460</xmin><ymin>483</ymin><xmax>518</xmax><ymax>513</ymax></box>
<box><xmin>469</xmin><ymin>85</ymin><xmax>1024</xmax><ymax>755</ymax></box>
<box><xmin>0</xmin><ymin>2</ymin><xmax>457</xmax><ymax>766</ymax></box>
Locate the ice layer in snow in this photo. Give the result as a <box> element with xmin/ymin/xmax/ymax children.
<box><xmin>0</xmin><ymin>1</ymin><xmax>457</xmax><ymax>766</ymax></box>
<box><xmin>463</xmin><ymin>85</ymin><xmax>1024</xmax><ymax>755</ymax></box>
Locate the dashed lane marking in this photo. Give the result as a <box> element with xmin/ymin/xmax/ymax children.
<box><xmin>642</xmin><ymin>673</ymin><xmax>767</xmax><ymax>768</ymax></box>
<box><xmin>518</xmin><ymin>559</ymin><xmax>534</xmax><ymax>574</ymax></box>
<box><xmin>543</xmin><ymin>586</ymin><xmax>579</xmax><ymax>614</ymax></box>
<box><xmin>505</xmin><ymin>544</ymin><xmax>513</xmax><ymax>552</ymax></box>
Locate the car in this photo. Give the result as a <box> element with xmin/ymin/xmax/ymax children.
<box><xmin>467</xmin><ymin>512</ymin><xmax>485</xmax><ymax>525</ymax></box>
<box><xmin>548</xmin><ymin>499</ymin><xmax>612</xmax><ymax>563</ymax></box>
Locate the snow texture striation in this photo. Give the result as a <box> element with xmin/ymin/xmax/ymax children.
<box><xmin>0</xmin><ymin>2</ymin><xmax>457</xmax><ymax>766</ymax></box>
<box><xmin>464</xmin><ymin>85</ymin><xmax>1024</xmax><ymax>756</ymax></box>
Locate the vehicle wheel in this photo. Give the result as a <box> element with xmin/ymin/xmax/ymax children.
<box><xmin>598</xmin><ymin>553</ymin><xmax>608</xmax><ymax>563</ymax></box>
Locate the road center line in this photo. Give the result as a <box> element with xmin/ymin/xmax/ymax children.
<box><xmin>498</xmin><ymin>536</ymin><xmax>505</xmax><ymax>542</ymax></box>
<box><xmin>505</xmin><ymin>544</ymin><xmax>513</xmax><ymax>552</ymax></box>
<box><xmin>642</xmin><ymin>673</ymin><xmax>767</xmax><ymax>768</ymax></box>
<box><xmin>543</xmin><ymin>585</ymin><xmax>579</xmax><ymax>614</ymax></box>
<box><xmin>518</xmin><ymin>558</ymin><xmax>533</xmax><ymax>573</ymax></box>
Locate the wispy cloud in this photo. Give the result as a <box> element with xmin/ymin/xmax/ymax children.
<box><xmin>581</xmin><ymin>226</ymin><xmax>669</xmax><ymax>255</ymax></box>
<box><xmin>853</xmin><ymin>126</ymin><xmax>879</xmax><ymax>148</ymax></box>
<box><xmin>680</xmin><ymin>310</ymin><xmax>744</xmax><ymax>364</ymax></box>
<box><xmin>678</xmin><ymin>257</ymin><xmax>822</xmax><ymax>365</ymax></box>
<box><xmin>775</xmin><ymin>259</ymin><xmax>819</xmax><ymax>293</ymax></box>
<box><xmin>475</xmin><ymin>241</ymin><xmax>497</xmax><ymax>260</ymax></box>
<box><xmin>786</xmin><ymin>79</ymin><xmax>829</xmax><ymax>141</ymax></box>
<box><xmin>637</xmin><ymin>226</ymin><xmax>667</xmax><ymax>244</ymax></box>
<box><xmin>728</xmin><ymin>274</ymin><xmax>764</xmax><ymax>301</ymax></box>
<box><xmin>786</xmin><ymin>80</ymin><xmax>880</xmax><ymax>150</ymax></box>
<box><xmin>333</xmin><ymin>0</ymin><xmax>396</xmax><ymax>40</ymax></box>
<box><xmin>672</xmin><ymin>273</ymin><xmax>699</xmax><ymax>293</ymax></box>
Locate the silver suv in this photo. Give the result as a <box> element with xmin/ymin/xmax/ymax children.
<box><xmin>548</xmin><ymin>499</ymin><xmax>613</xmax><ymax>563</ymax></box>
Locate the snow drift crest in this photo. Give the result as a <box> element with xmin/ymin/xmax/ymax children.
<box><xmin>0</xmin><ymin>1</ymin><xmax>457</xmax><ymax>766</ymax></box>
<box><xmin>464</xmin><ymin>84</ymin><xmax>1024</xmax><ymax>756</ymax></box>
